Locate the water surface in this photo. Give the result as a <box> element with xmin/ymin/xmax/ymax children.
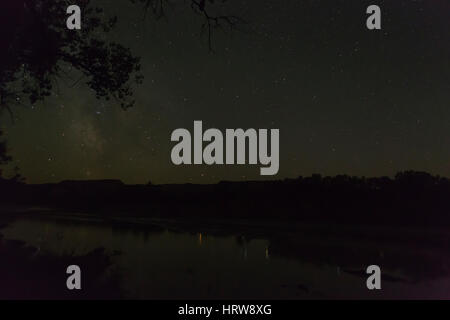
<box><xmin>2</xmin><ymin>215</ymin><xmax>450</xmax><ymax>299</ymax></box>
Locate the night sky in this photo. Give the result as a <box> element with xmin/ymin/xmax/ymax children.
<box><xmin>2</xmin><ymin>0</ymin><xmax>450</xmax><ymax>184</ymax></box>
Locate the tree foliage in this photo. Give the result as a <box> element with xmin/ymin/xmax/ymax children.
<box><xmin>0</xmin><ymin>130</ymin><xmax>12</xmax><ymax>178</ymax></box>
<box><xmin>0</xmin><ymin>0</ymin><xmax>242</xmax><ymax>116</ymax></box>
<box><xmin>0</xmin><ymin>0</ymin><xmax>143</xmax><ymax>115</ymax></box>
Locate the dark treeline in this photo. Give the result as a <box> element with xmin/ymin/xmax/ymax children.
<box><xmin>1</xmin><ymin>171</ymin><xmax>450</xmax><ymax>227</ymax></box>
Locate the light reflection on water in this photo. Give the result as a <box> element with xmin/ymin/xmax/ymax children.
<box><xmin>2</xmin><ymin>217</ymin><xmax>450</xmax><ymax>299</ymax></box>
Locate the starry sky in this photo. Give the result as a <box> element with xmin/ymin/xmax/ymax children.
<box><xmin>2</xmin><ymin>0</ymin><xmax>450</xmax><ymax>184</ymax></box>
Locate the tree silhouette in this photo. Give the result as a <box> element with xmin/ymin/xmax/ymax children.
<box><xmin>0</xmin><ymin>0</ymin><xmax>243</xmax><ymax>118</ymax></box>
<box><xmin>0</xmin><ymin>130</ymin><xmax>12</xmax><ymax>179</ymax></box>
<box><xmin>0</xmin><ymin>0</ymin><xmax>143</xmax><ymax>175</ymax></box>
<box><xmin>0</xmin><ymin>131</ymin><xmax>11</xmax><ymax>165</ymax></box>
<box><xmin>130</xmin><ymin>0</ymin><xmax>246</xmax><ymax>50</ymax></box>
<box><xmin>0</xmin><ymin>0</ymin><xmax>142</xmax><ymax>117</ymax></box>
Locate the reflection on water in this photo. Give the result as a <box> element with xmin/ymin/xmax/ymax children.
<box><xmin>2</xmin><ymin>216</ymin><xmax>450</xmax><ymax>299</ymax></box>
